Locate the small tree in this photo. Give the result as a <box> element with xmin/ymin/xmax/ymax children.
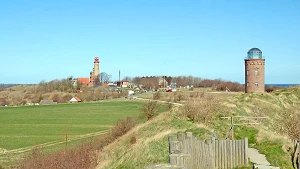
<box><xmin>141</xmin><ymin>101</ymin><xmax>158</xmax><ymax>120</ymax></box>
<box><xmin>153</xmin><ymin>92</ymin><xmax>161</xmax><ymax>100</ymax></box>
<box><xmin>100</xmin><ymin>72</ymin><xmax>112</xmax><ymax>83</ymax></box>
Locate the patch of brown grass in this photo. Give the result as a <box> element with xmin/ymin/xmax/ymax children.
<box><xmin>276</xmin><ymin>105</ymin><xmax>300</xmax><ymax>140</ymax></box>
<box><xmin>182</xmin><ymin>94</ymin><xmax>230</xmax><ymax>124</ymax></box>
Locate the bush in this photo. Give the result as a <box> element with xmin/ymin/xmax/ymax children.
<box><xmin>0</xmin><ymin>98</ymin><xmax>9</xmax><ymax>106</ymax></box>
<box><xmin>130</xmin><ymin>133</ymin><xmax>137</xmax><ymax>144</ymax></box>
<box><xmin>15</xmin><ymin>143</ymin><xmax>97</xmax><ymax>169</ymax></box>
<box><xmin>276</xmin><ymin>105</ymin><xmax>300</xmax><ymax>140</ymax></box>
<box><xmin>111</xmin><ymin>117</ymin><xmax>136</xmax><ymax>139</ymax></box>
<box><xmin>166</xmin><ymin>98</ymin><xmax>173</xmax><ymax>110</ymax></box>
<box><xmin>141</xmin><ymin>101</ymin><xmax>158</xmax><ymax>120</ymax></box>
<box><xmin>215</xmin><ymin>81</ymin><xmax>244</xmax><ymax>92</ymax></box>
<box><xmin>48</xmin><ymin>93</ymin><xmax>64</xmax><ymax>103</ymax></box>
<box><xmin>173</xmin><ymin>92</ymin><xmax>186</xmax><ymax>102</ymax></box>
<box><xmin>265</xmin><ymin>86</ymin><xmax>282</xmax><ymax>93</ymax></box>
<box><xmin>153</xmin><ymin>92</ymin><xmax>161</xmax><ymax>100</ymax></box>
<box><xmin>62</xmin><ymin>94</ymin><xmax>73</xmax><ymax>103</ymax></box>
<box><xmin>182</xmin><ymin>95</ymin><xmax>229</xmax><ymax>124</ymax></box>
<box><xmin>189</xmin><ymin>92</ymin><xmax>204</xmax><ymax>98</ymax></box>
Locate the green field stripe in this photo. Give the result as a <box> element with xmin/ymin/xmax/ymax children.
<box><xmin>0</xmin><ymin>135</ymin><xmax>59</xmax><ymax>138</ymax></box>
<box><xmin>5</xmin><ymin>130</ymin><xmax>109</xmax><ymax>154</ymax></box>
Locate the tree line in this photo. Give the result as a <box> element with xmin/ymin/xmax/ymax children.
<box><xmin>130</xmin><ymin>76</ymin><xmax>244</xmax><ymax>92</ymax></box>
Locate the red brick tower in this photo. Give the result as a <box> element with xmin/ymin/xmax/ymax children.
<box><xmin>245</xmin><ymin>48</ymin><xmax>265</xmax><ymax>93</ymax></box>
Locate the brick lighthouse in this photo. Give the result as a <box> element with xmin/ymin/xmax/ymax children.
<box><xmin>89</xmin><ymin>57</ymin><xmax>100</xmax><ymax>85</ymax></box>
<box><xmin>245</xmin><ymin>48</ymin><xmax>265</xmax><ymax>93</ymax></box>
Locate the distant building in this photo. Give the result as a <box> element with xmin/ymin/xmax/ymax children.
<box><xmin>77</xmin><ymin>78</ymin><xmax>90</xmax><ymax>86</ymax></box>
<box><xmin>77</xmin><ymin>57</ymin><xmax>100</xmax><ymax>87</ymax></box>
<box><xmin>70</xmin><ymin>96</ymin><xmax>81</xmax><ymax>103</ymax></box>
<box><xmin>40</xmin><ymin>100</ymin><xmax>57</xmax><ymax>105</ymax></box>
<box><xmin>245</xmin><ymin>48</ymin><xmax>265</xmax><ymax>93</ymax></box>
<box><xmin>158</xmin><ymin>77</ymin><xmax>168</xmax><ymax>88</ymax></box>
<box><xmin>117</xmin><ymin>81</ymin><xmax>129</xmax><ymax>87</ymax></box>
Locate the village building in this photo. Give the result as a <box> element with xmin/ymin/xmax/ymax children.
<box><xmin>40</xmin><ymin>100</ymin><xmax>57</xmax><ymax>105</ymax></box>
<box><xmin>69</xmin><ymin>96</ymin><xmax>81</xmax><ymax>103</ymax></box>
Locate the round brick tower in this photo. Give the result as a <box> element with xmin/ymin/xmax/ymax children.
<box><xmin>245</xmin><ymin>48</ymin><xmax>265</xmax><ymax>93</ymax></box>
<box><xmin>93</xmin><ymin>57</ymin><xmax>100</xmax><ymax>85</ymax></box>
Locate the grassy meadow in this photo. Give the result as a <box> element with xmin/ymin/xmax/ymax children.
<box><xmin>0</xmin><ymin>100</ymin><xmax>166</xmax><ymax>151</ymax></box>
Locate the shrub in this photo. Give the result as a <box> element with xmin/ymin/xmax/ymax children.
<box><xmin>20</xmin><ymin>100</ymin><xmax>27</xmax><ymax>105</ymax></box>
<box><xmin>15</xmin><ymin>143</ymin><xmax>97</xmax><ymax>169</ymax></box>
<box><xmin>153</xmin><ymin>92</ymin><xmax>161</xmax><ymax>100</ymax></box>
<box><xmin>130</xmin><ymin>133</ymin><xmax>137</xmax><ymax>144</ymax></box>
<box><xmin>111</xmin><ymin>117</ymin><xmax>136</xmax><ymax>139</ymax></box>
<box><xmin>166</xmin><ymin>98</ymin><xmax>173</xmax><ymax>110</ymax></box>
<box><xmin>141</xmin><ymin>101</ymin><xmax>158</xmax><ymax>120</ymax></box>
<box><xmin>276</xmin><ymin>105</ymin><xmax>300</xmax><ymax>140</ymax></box>
<box><xmin>0</xmin><ymin>98</ymin><xmax>9</xmax><ymax>106</ymax></box>
<box><xmin>48</xmin><ymin>93</ymin><xmax>64</xmax><ymax>103</ymax></box>
<box><xmin>189</xmin><ymin>92</ymin><xmax>204</xmax><ymax>98</ymax></box>
<box><xmin>265</xmin><ymin>86</ymin><xmax>282</xmax><ymax>93</ymax></box>
<box><xmin>215</xmin><ymin>81</ymin><xmax>244</xmax><ymax>92</ymax></box>
<box><xmin>173</xmin><ymin>92</ymin><xmax>186</xmax><ymax>102</ymax></box>
<box><xmin>62</xmin><ymin>94</ymin><xmax>73</xmax><ymax>103</ymax></box>
<box><xmin>182</xmin><ymin>95</ymin><xmax>229</xmax><ymax>124</ymax></box>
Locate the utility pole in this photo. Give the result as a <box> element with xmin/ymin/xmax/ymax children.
<box><xmin>65</xmin><ymin>122</ymin><xmax>68</xmax><ymax>148</ymax></box>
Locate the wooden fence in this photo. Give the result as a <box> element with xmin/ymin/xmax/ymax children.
<box><xmin>169</xmin><ymin>132</ymin><xmax>248</xmax><ymax>169</ymax></box>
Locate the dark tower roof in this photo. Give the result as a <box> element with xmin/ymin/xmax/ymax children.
<box><xmin>247</xmin><ymin>48</ymin><xmax>263</xmax><ymax>59</ymax></box>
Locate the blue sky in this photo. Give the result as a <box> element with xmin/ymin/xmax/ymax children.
<box><xmin>0</xmin><ymin>0</ymin><xmax>299</xmax><ymax>84</ymax></box>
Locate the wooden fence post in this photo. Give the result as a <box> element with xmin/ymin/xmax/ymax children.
<box><xmin>186</xmin><ymin>132</ymin><xmax>193</xmax><ymax>155</ymax></box>
<box><xmin>169</xmin><ymin>135</ymin><xmax>178</xmax><ymax>165</ymax></box>
<box><xmin>244</xmin><ymin>137</ymin><xmax>248</xmax><ymax>165</ymax></box>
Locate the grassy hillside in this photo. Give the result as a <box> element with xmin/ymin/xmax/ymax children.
<box><xmin>96</xmin><ymin>86</ymin><xmax>300</xmax><ymax>169</ymax></box>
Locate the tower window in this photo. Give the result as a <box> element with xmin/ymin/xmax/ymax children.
<box><xmin>247</xmin><ymin>82</ymin><xmax>249</xmax><ymax>87</ymax></box>
<box><xmin>255</xmin><ymin>70</ymin><xmax>258</xmax><ymax>75</ymax></box>
<box><xmin>255</xmin><ymin>82</ymin><xmax>258</xmax><ymax>87</ymax></box>
<box><xmin>247</xmin><ymin>70</ymin><xmax>249</xmax><ymax>75</ymax></box>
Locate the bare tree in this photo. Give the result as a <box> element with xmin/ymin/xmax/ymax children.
<box><xmin>122</xmin><ymin>76</ymin><xmax>132</xmax><ymax>82</ymax></box>
<box><xmin>100</xmin><ymin>72</ymin><xmax>112</xmax><ymax>83</ymax></box>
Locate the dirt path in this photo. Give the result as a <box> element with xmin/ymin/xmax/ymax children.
<box><xmin>248</xmin><ymin>148</ymin><xmax>270</xmax><ymax>165</ymax></box>
<box><xmin>134</xmin><ymin>97</ymin><xmax>183</xmax><ymax>106</ymax></box>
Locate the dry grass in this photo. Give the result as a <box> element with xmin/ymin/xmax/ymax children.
<box><xmin>96</xmin><ymin>111</ymin><xmax>172</xmax><ymax>169</ymax></box>
<box><xmin>182</xmin><ymin>94</ymin><xmax>230</xmax><ymax>124</ymax></box>
<box><xmin>275</xmin><ymin>105</ymin><xmax>300</xmax><ymax>140</ymax></box>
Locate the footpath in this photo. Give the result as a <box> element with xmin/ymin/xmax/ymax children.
<box><xmin>248</xmin><ymin>148</ymin><xmax>279</xmax><ymax>169</ymax></box>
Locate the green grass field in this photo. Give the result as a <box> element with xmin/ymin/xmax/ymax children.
<box><xmin>0</xmin><ymin>100</ymin><xmax>166</xmax><ymax>151</ymax></box>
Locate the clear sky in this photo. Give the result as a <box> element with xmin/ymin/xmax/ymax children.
<box><xmin>1</xmin><ymin>0</ymin><xmax>299</xmax><ymax>84</ymax></box>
